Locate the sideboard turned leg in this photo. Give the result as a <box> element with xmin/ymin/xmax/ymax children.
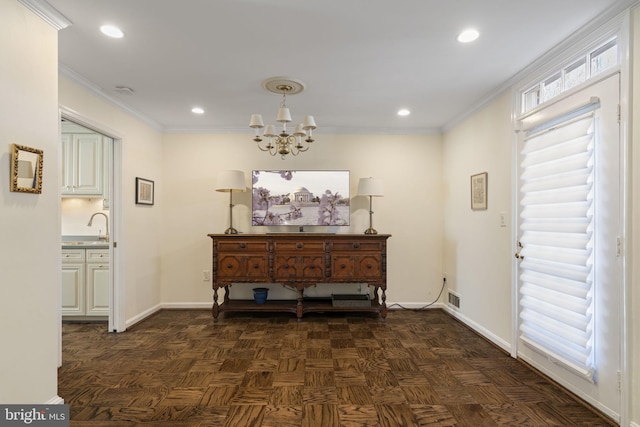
<box><xmin>212</xmin><ymin>287</ymin><xmax>219</xmax><ymax>322</ymax></box>
<box><xmin>381</xmin><ymin>287</ymin><xmax>387</xmax><ymax>322</ymax></box>
<box><xmin>296</xmin><ymin>286</ymin><xmax>303</xmax><ymax>322</ymax></box>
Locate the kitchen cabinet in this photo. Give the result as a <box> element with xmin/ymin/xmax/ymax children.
<box><xmin>61</xmin><ymin>249</ymin><xmax>85</xmax><ymax>315</ymax></box>
<box><xmin>86</xmin><ymin>249</ymin><xmax>109</xmax><ymax>316</ymax></box>
<box><xmin>61</xmin><ymin>133</ymin><xmax>103</xmax><ymax>196</ymax></box>
<box><xmin>62</xmin><ymin>248</ymin><xmax>109</xmax><ymax>317</ymax></box>
<box><xmin>209</xmin><ymin>233</ymin><xmax>390</xmax><ymax>321</ymax></box>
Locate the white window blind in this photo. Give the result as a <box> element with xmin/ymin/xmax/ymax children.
<box><xmin>519</xmin><ymin>102</ymin><xmax>598</xmax><ymax>380</ymax></box>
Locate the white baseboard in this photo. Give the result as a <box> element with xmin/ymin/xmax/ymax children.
<box><xmin>160</xmin><ymin>302</ymin><xmax>211</xmax><ymax>309</ymax></box>
<box><xmin>125</xmin><ymin>303</ymin><xmax>162</xmax><ymax>329</ymax></box>
<box><xmin>45</xmin><ymin>395</ymin><xmax>64</xmax><ymax>405</ymax></box>
<box><xmin>387</xmin><ymin>301</ymin><xmax>446</xmax><ymax>310</ymax></box>
<box><xmin>442</xmin><ymin>305</ymin><xmax>512</xmax><ymax>353</ymax></box>
<box><xmin>124</xmin><ymin>301</ymin><xmax>445</xmax><ymax>329</ymax></box>
<box><xmin>124</xmin><ymin>302</ymin><xmax>211</xmax><ymax>329</ymax></box>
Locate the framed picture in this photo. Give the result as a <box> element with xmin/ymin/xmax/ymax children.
<box><xmin>471</xmin><ymin>172</ymin><xmax>487</xmax><ymax>210</ymax></box>
<box><xmin>135</xmin><ymin>177</ymin><xmax>154</xmax><ymax>205</ymax></box>
<box><xmin>10</xmin><ymin>144</ymin><xmax>43</xmax><ymax>194</ymax></box>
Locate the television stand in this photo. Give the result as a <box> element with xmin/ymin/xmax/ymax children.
<box><xmin>208</xmin><ymin>233</ymin><xmax>390</xmax><ymax>321</ymax></box>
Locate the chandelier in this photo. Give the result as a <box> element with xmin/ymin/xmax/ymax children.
<box><xmin>249</xmin><ymin>77</ymin><xmax>317</xmax><ymax>159</ymax></box>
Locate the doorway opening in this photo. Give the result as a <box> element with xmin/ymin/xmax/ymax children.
<box><xmin>59</xmin><ymin>111</ymin><xmax>123</xmax><ymax>334</ymax></box>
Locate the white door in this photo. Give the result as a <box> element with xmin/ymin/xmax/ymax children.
<box><xmin>515</xmin><ymin>74</ymin><xmax>621</xmax><ymax>420</ymax></box>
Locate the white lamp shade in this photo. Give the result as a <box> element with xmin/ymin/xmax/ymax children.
<box><xmin>358</xmin><ymin>177</ymin><xmax>384</xmax><ymax>197</ymax></box>
<box><xmin>293</xmin><ymin>123</ymin><xmax>306</xmax><ymax>136</ymax></box>
<box><xmin>276</xmin><ymin>107</ymin><xmax>292</xmax><ymax>123</ymax></box>
<box><xmin>216</xmin><ymin>170</ymin><xmax>246</xmax><ymax>192</ymax></box>
<box><xmin>249</xmin><ymin>114</ymin><xmax>264</xmax><ymax>128</ymax></box>
<box><xmin>302</xmin><ymin>115</ymin><xmax>317</xmax><ymax>130</ymax></box>
<box><xmin>263</xmin><ymin>124</ymin><xmax>277</xmax><ymax>137</ymax></box>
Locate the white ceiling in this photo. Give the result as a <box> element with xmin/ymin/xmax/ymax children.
<box><xmin>47</xmin><ymin>0</ymin><xmax>627</xmax><ymax>133</ymax></box>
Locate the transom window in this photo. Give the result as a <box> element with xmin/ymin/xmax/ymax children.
<box><xmin>522</xmin><ymin>38</ymin><xmax>618</xmax><ymax>113</ymax></box>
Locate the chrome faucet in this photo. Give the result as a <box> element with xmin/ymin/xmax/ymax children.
<box><xmin>88</xmin><ymin>212</ymin><xmax>109</xmax><ymax>242</ymax></box>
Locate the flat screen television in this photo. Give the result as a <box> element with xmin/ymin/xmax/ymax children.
<box><xmin>252</xmin><ymin>170</ymin><xmax>350</xmax><ymax>226</ymax></box>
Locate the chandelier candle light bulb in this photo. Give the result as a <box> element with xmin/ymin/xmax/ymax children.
<box><xmin>250</xmin><ymin>77</ymin><xmax>317</xmax><ymax>159</ymax></box>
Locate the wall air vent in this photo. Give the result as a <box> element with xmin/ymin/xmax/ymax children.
<box><xmin>448</xmin><ymin>290</ymin><xmax>461</xmax><ymax>309</ymax></box>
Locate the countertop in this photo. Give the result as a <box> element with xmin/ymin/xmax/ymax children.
<box><xmin>61</xmin><ymin>236</ymin><xmax>109</xmax><ymax>249</ymax></box>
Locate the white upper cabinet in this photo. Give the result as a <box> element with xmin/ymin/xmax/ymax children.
<box><xmin>61</xmin><ymin>133</ymin><xmax>103</xmax><ymax>196</ymax></box>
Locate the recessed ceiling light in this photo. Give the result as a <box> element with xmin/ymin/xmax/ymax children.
<box><xmin>397</xmin><ymin>109</ymin><xmax>411</xmax><ymax>117</ymax></box>
<box><xmin>191</xmin><ymin>107</ymin><xmax>205</xmax><ymax>114</ymax></box>
<box><xmin>457</xmin><ymin>29</ymin><xmax>479</xmax><ymax>43</ymax></box>
<box><xmin>100</xmin><ymin>24</ymin><xmax>124</xmax><ymax>38</ymax></box>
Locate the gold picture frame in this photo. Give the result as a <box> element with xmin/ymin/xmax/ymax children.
<box><xmin>471</xmin><ymin>172</ymin><xmax>487</xmax><ymax>210</ymax></box>
<box><xmin>10</xmin><ymin>144</ymin><xmax>43</xmax><ymax>194</ymax></box>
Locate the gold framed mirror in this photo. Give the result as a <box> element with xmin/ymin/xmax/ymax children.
<box><xmin>10</xmin><ymin>144</ymin><xmax>43</xmax><ymax>194</ymax></box>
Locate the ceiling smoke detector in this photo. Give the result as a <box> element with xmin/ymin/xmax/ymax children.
<box><xmin>114</xmin><ymin>86</ymin><xmax>134</xmax><ymax>95</ymax></box>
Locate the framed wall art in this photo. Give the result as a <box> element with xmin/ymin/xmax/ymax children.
<box><xmin>135</xmin><ymin>177</ymin><xmax>154</xmax><ymax>205</ymax></box>
<box><xmin>10</xmin><ymin>143</ymin><xmax>43</xmax><ymax>194</ymax></box>
<box><xmin>471</xmin><ymin>172</ymin><xmax>487</xmax><ymax>210</ymax></box>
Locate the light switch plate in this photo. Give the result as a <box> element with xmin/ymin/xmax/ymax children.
<box><xmin>499</xmin><ymin>212</ymin><xmax>507</xmax><ymax>227</ymax></box>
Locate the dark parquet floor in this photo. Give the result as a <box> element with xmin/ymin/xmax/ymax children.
<box><xmin>59</xmin><ymin>309</ymin><xmax>616</xmax><ymax>426</ymax></box>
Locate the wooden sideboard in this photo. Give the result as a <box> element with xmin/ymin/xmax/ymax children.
<box><xmin>208</xmin><ymin>233</ymin><xmax>391</xmax><ymax>321</ymax></box>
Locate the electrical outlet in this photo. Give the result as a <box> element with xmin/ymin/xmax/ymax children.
<box><xmin>202</xmin><ymin>270</ymin><xmax>211</xmax><ymax>282</ymax></box>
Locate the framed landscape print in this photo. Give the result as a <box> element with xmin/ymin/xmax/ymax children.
<box><xmin>471</xmin><ymin>172</ymin><xmax>487</xmax><ymax>210</ymax></box>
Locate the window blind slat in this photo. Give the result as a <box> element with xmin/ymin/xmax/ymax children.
<box><xmin>520</xmin><ymin>202</ymin><xmax>592</xmax><ymax>219</ymax></box>
<box><xmin>521</xmin><ymin>246</ymin><xmax>591</xmax><ymax>265</ymax></box>
<box><xmin>521</xmin><ymin>153</ymin><xmax>592</xmax><ymax>179</ymax></box>
<box><xmin>521</xmin><ymin>169</ymin><xmax>591</xmax><ymax>192</ymax></box>
<box><xmin>521</xmin><ymin>135</ymin><xmax>592</xmax><ymax>166</ymax></box>
<box><xmin>521</xmin><ymin>184</ymin><xmax>592</xmax><ymax>205</ymax></box>
<box><xmin>520</xmin><ymin>271</ymin><xmax>590</xmax><ymax>297</ymax></box>
<box><xmin>520</xmin><ymin>218</ymin><xmax>590</xmax><ymax>233</ymax></box>
<box><xmin>520</xmin><ymin>231</ymin><xmax>592</xmax><ymax>249</ymax></box>
<box><xmin>520</xmin><ymin>309</ymin><xmax>591</xmax><ymax>344</ymax></box>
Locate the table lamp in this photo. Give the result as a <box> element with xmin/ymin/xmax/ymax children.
<box><xmin>357</xmin><ymin>177</ymin><xmax>384</xmax><ymax>234</ymax></box>
<box><xmin>216</xmin><ymin>170</ymin><xmax>246</xmax><ymax>234</ymax></box>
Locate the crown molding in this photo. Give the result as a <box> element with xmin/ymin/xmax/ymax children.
<box><xmin>163</xmin><ymin>125</ymin><xmax>440</xmax><ymax>135</ymax></box>
<box><xmin>17</xmin><ymin>0</ymin><xmax>72</xmax><ymax>30</ymax></box>
<box><xmin>442</xmin><ymin>0</ymin><xmax>640</xmax><ymax>133</ymax></box>
<box><xmin>59</xmin><ymin>64</ymin><xmax>164</xmax><ymax>132</ymax></box>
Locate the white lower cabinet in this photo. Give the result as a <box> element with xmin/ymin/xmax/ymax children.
<box><xmin>62</xmin><ymin>248</ymin><xmax>109</xmax><ymax>317</ymax></box>
<box><xmin>61</xmin><ymin>249</ymin><xmax>85</xmax><ymax>315</ymax></box>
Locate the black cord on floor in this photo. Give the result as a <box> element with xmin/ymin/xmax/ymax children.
<box><xmin>387</xmin><ymin>277</ymin><xmax>447</xmax><ymax>310</ymax></box>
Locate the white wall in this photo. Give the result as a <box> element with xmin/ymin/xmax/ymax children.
<box><xmin>442</xmin><ymin>92</ymin><xmax>515</xmax><ymax>349</ymax></box>
<box><xmin>58</xmin><ymin>77</ymin><xmax>164</xmax><ymax>326</ymax></box>
<box><xmin>0</xmin><ymin>0</ymin><xmax>60</xmax><ymax>403</ymax></box>
<box><xmin>61</xmin><ymin>198</ymin><xmax>107</xmax><ymax>236</ymax></box>
<box><xmin>160</xmin><ymin>133</ymin><xmax>445</xmax><ymax>305</ymax></box>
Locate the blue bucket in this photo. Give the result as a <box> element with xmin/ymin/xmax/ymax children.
<box><xmin>252</xmin><ymin>287</ymin><xmax>269</xmax><ymax>304</ymax></box>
